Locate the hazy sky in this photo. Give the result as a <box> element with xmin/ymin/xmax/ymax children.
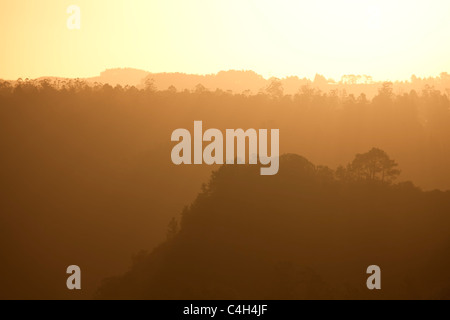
<box><xmin>1</xmin><ymin>0</ymin><xmax>450</xmax><ymax>81</ymax></box>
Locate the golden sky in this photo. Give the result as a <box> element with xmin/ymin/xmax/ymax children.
<box><xmin>1</xmin><ymin>0</ymin><xmax>450</xmax><ymax>81</ymax></box>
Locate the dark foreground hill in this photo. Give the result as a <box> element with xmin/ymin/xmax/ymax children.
<box><xmin>96</xmin><ymin>154</ymin><xmax>450</xmax><ymax>300</ymax></box>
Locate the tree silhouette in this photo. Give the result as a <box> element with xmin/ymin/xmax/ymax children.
<box><xmin>337</xmin><ymin>148</ymin><xmax>400</xmax><ymax>183</ymax></box>
<box><xmin>144</xmin><ymin>78</ymin><xmax>157</xmax><ymax>92</ymax></box>
<box><xmin>167</xmin><ymin>85</ymin><xmax>177</xmax><ymax>93</ymax></box>
<box><xmin>194</xmin><ymin>83</ymin><xmax>208</xmax><ymax>94</ymax></box>
<box><xmin>265</xmin><ymin>78</ymin><xmax>284</xmax><ymax>98</ymax></box>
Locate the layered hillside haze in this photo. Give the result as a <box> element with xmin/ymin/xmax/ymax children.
<box><xmin>0</xmin><ymin>77</ymin><xmax>450</xmax><ymax>299</ymax></box>
<box><xmin>96</xmin><ymin>155</ymin><xmax>450</xmax><ymax>300</ymax></box>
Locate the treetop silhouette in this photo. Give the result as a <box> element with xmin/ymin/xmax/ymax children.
<box><xmin>337</xmin><ymin>148</ymin><xmax>400</xmax><ymax>184</ymax></box>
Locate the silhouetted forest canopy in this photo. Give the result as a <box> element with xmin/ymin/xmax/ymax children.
<box><xmin>1</xmin><ymin>77</ymin><xmax>449</xmax><ymax>189</ymax></box>
<box><xmin>12</xmin><ymin>68</ymin><xmax>450</xmax><ymax>98</ymax></box>
<box><xmin>1</xmin><ymin>76</ymin><xmax>450</xmax><ymax>299</ymax></box>
<box><xmin>96</xmin><ymin>154</ymin><xmax>450</xmax><ymax>300</ymax></box>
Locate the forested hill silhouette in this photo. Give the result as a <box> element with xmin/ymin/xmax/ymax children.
<box><xmin>96</xmin><ymin>153</ymin><xmax>450</xmax><ymax>300</ymax></box>
<box><xmin>18</xmin><ymin>68</ymin><xmax>450</xmax><ymax>98</ymax></box>
<box><xmin>1</xmin><ymin>79</ymin><xmax>449</xmax><ymax>299</ymax></box>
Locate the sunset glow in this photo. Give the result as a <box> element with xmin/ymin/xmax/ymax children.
<box><xmin>1</xmin><ymin>0</ymin><xmax>450</xmax><ymax>81</ymax></box>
